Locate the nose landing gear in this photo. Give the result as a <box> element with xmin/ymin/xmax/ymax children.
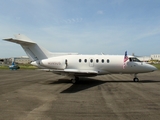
<box><xmin>133</xmin><ymin>74</ymin><xmax>139</xmax><ymax>82</ymax></box>
<box><xmin>133</xmin><ymin>77</ymin><xmax>139</xmax><ymax>82</ymax></box>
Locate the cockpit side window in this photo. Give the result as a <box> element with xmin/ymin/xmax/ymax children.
<box><xmin>129</xmin><ymin>57</ymin><xmax>141</xmax><ymax>62</ymax></box>
<box><xmin>129</xmin><ymin>58</ymin><xmax>132</xmax><ymax>62</ymax></box>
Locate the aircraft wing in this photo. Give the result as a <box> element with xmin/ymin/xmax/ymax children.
<box><xmin>52</xmin><ymin>69</ymin><xmax>98</xmax><ymax>77</ymax></box>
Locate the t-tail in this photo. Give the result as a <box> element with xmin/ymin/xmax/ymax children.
<box><xmin>3</xmin><ymin>34</ymin><xmax>55</xmax><ymax>61</ymax></box>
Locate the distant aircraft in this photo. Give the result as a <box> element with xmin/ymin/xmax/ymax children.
<box><xmin>3</xmin><ymin>34</ymin><xmax>157</xmax><ymax>83</ymax></box>
<box><xmin>9</xmin><ymin>61</ymin><xmax>20</xmax><ymax>70</ymax></box>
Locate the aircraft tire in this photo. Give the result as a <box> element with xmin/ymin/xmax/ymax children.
<box><xmin>71</xmin><ymin>79</ymin><xmax>76</xmax><ymax>84</ymax></box>
<box><xmin>71</xmin><ymin>77</ymin><xmax>79</xmax><ymax>84</ymax></box>
<box><xmin>133</xmin><ymin>78</ymin><xmax>139</xmax><ymax>82</ymax></box>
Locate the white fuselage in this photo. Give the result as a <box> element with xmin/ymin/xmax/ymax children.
<box><xmin>32</xmin><ymin>54</ymin><xmax>157</xmax><ymax>75</ymax></box>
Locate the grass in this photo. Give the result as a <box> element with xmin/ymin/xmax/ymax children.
<box><xmin>18</xmin><ymin>64</ymin><xmax>38</xmax><ymax>69</ymax></box>
<box><xmin>151</xmin><ymin>64</ymin><xmax>160</xmax><ymax>70</ymax></box>
<box><xmin>0</xmin><ymin>65</ymin><xmax>8</xmax><ymax>69</ymax></box>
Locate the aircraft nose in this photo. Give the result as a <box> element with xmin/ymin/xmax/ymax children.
<box><xmin>148</xmin><ymin>64</ymin><xmax>157</xmax><ymax>72</ymax></box>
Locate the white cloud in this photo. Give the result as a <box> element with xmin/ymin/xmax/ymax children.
<box><xmin>63</xmin><ymin>18</ymin><xmax>83</xmax><ymax>24</ymax></box>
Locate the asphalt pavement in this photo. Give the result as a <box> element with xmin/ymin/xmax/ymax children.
<box><xmin>0</xmin><ymin>70</ymin><xmax>160</xmax><ymax>120</ymax></box>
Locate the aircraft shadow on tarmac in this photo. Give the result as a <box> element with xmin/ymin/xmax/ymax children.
<box><xmin>46</xmin><ymin>78</ymin><xmax>106</xmax><ymax>93</ymax></box>
<box><xmin>137</xmin><ymin>80</ymin><xmax>160</xmax><ymax>83</ymax></box>
<box><xmin>45</xmin><ymin>78</ymin><xmax>160</xmax><ymax>93</ymax></box>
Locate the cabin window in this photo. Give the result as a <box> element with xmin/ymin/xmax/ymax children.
<box><xmin>96</xmin><ymin>59</ymin><xmax>99</xmax><ymax>63</ymax></box>
<box><xmin>84</xmin><ymin>59</ymin><xmax>87</xmax><ymax>63</ymax></box>
<box><xmin>102</xmin><ymin>59</ymin><xmax>104</xmax><ymax>63</ymax></box>
<box><xmin>90</xmin><ymin>59</ymin><xmax>93</xmax><ymax>63</ymax></box>
<box><xmin>79</xmin><ymin>59</ymin><xmax>81</xmax><ymax>63</ymax></box>
<box><xmin>107</xmin><ymin>59</ymin><xmax>110</xmax><ymax>63</ymax></box>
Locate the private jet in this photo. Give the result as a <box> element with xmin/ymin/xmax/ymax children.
<box><xmin>3</xmin><ymin>34</ymin><xmax>157</xmax><ymax>83</ymax></box>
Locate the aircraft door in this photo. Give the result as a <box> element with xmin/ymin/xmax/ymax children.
<box><xmin>89</xmin><ymin>58</ymin><xmax>94</xmax><ymax>67</ymax></box>
<box><xmin>65</xmin><ymin>59</ymin><xmax>68</xmax><ymax>68</ymax></box>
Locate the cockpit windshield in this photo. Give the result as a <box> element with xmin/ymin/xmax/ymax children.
<box><xmin>129</xmin><ymin>57</ymin><xmax>141</xmax><ymax>62</ymax></box>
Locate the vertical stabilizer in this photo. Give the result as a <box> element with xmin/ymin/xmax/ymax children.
<box><xmin>3</xmin><ymin>34</ymin><xmax>53</xmax><ymax>61</ymax></box>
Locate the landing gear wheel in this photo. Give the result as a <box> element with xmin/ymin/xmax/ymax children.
<box><xmin>133</xmin><ymin>74</ymin><xmax>139</xmax><ymax>82</ymax></box>
<box><xmin>133</xmin><ymin>78</ymin><xmax>139</xmax><ymax>82</ymax></box>
<box><xmin>71</xmin><ymin>79</ymin><xmax>76</xmax><ymax>84</ymax></box>
<box><xmin>71</xmin><ymin>77</ymin><xmax>79</xmax><ymax>84</ymax></box>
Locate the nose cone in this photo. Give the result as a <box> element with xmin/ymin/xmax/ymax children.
<box><xmin>147</xmin><ymin>64</ymin><xmax>157</xmax><ymax>72</ymax></box>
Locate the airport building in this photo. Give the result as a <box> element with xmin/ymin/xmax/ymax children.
<box><xmin>151</xmin><ymin>54</ymin><xmax>160</xmax><ymax>61</ymax></box>
<box><xmin>0</xmin><ymin>58</ymin><xmax>12</xmax><ymax>65</ymax></box>
<box><xmin>137</xmin><ymin>56</ymin><xmax>151</xmax><ymax>62</ymax></box>
<box><xmin>0</xmin><ymin>56</ymin><xmax>31</xmax><ymax>65</ymax></box>
<box><xmin>13</xmin><ymin>56</ymin><xmax>31</xmax><ymax>64</ymax></box>
<box><xmin>136</xmin><ymin>54</ymin><xmax>160</xmax><ymax>62</ymax></box>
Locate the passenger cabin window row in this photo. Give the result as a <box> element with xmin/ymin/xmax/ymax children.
<box><xmin>79</xmin><ymin>59</ymin><xmax>110</xmax><ymax>63</ymax></box>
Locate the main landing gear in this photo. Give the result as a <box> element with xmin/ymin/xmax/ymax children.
<box><xmin>133</xmin><ymin>74</ymin><xmax>139</xmax><ymax>82</ymax></box>
<box><xmin>71</xmin><ymin>77</ymin><xmax>79</xmax><ymax>84</ymax></box>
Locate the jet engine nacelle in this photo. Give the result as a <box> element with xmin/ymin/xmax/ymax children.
<box><xmin>40</xmin><ymin>57</ymin><xmax>66</xmax><ymax>69</ymax></box>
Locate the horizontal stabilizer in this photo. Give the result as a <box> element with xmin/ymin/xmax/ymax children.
<box><xmin>3</xmin><ymin>34</ymin><xmax>35</xmax><ymax>45</ymax></box>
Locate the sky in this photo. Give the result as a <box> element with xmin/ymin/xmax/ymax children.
<box><xmin>0</xmin><ymin>0</ymin><xmax>160</xmax><ymax>58</ymax></box>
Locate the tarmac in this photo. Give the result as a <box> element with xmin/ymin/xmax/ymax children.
<box><xmin>0</xmin><ymin>70</ymin><xmax>160</xmax><ymax>120</ymax></box>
